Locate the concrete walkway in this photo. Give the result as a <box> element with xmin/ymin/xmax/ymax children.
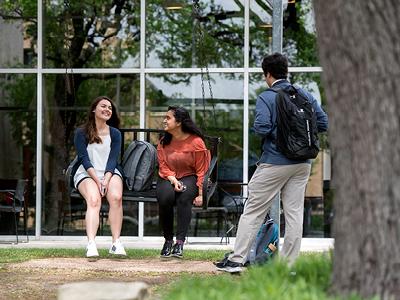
<box><xmin>0</xmin><ymin>236</ymin><xmax>334</xmax><ymax>252</ymax></box>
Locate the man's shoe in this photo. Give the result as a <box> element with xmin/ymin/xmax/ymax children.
<box><xmin>160</xmin><ymin>240</ymin><xmax>173</xmax><ymax>258</ymax></box>
<box><xmin>109</xmin><ymin>239</ymin><xmax>127</xmax><ymax>256</ymax></box>
<box><xmin>86</xmin><ymin>240</ymin><xmax>99</xmax><ymax>258</ymax></box>
<box><xmin>171</xmin><ymin>243</ymin><xmax>183</xmax><ymax>258</ymax></box>
<box><xmin>215</xmin><ymin>259</ymin><xmax>243</xmax><ymax>273</ymax></box>
<box><xmin>213</xmin><ymin>251</ymin><xmax>232</xmax><ymax>266</ymax></box>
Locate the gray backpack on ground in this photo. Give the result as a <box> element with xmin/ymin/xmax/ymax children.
<box><xmin>122</xmin><ymin>140</ymin><xmax>158</xmax><ymax>191</ymax></box>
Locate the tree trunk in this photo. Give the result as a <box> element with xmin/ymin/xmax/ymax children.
<box><xmin>313</xmin><ymin>1</ymin><xmax>400</xmax><ymax>299</ymax></box>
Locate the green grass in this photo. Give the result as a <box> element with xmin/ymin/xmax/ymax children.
<box><xmin>0</xmin><ymin>248</ymin><xmax>226</xmax><ymax>264</ymax></box>
<box><xmin>0</xmin><ymin>249</ymin><xmax>371</xmax><ymax>299</ymax></box>
<box><xmin>161</xmin><ymin>254</ymin><xmax>367</xmax><ymax>300</ymax></box>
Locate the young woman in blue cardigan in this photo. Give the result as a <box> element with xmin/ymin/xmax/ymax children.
<box><xmin>73</xmin><ymin>96</ymin><xmax>126</xmax><ymax>257</ymax></box>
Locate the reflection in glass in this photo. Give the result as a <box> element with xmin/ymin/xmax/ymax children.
<box><xmin>44</xmin><ymin>1</ymin><xmax>140</xmax><ymax>68</ymax></box>
<box><xmin>0</xmin><ymin>74</ymin><xmax>36</xmax><ymax>235</ymax></box>
<box><xmin>146</xmin><ymin>0</ymin><xmax>244</xmax><ymax>68</ymax></box>
<box><xmin>282</xmin><ymin>0</ymin><xmax>319</xmax><ymax>66</ymax></box>
<box><xmin>249</xmin><ymin>72</ymin><xmax>328</xmax><ymax>237</ymax></box>
<box><xmin>249</xmin><ymin>0</ymin><xmax>320</xmax><ymax>67</ymax></box>
<box><xmin>42</xmin><ymin>73</ymin><xmax>139</xmax><ymax>235</ymax></box>
<box><xmin>249</xmin><ymin>0</ymin><xmax>273</xmax><ymax>67</ymax></box>
<box><xmin>0</xmin><ymin>2</ymin><xmax>37</xmax><ymax>67</ymax></box>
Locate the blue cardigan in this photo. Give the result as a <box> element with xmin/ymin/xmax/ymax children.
<box><xmin>254</xmin><ymin>79</ymin><xmax>329</xmax><ymax>165</ymax></box>
<box><xmin>74</xmin><ymin>126</ymin><xmax>122</xmax><ymax>175</ymax></box>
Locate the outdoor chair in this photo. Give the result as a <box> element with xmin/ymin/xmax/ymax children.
<box><xmin>0</xmin><ymin>179</ymin><xmax>29</xmax><ymax>244</ymax></box>
<box><xmin>218</xmin><ymin>183</ymin><xmax>248</xmax><ymax>237</ymax></box>
<box><xmin>191</xmin><ymin>205</ymin><xmax>230</xmax><ymax>244</ymax></box>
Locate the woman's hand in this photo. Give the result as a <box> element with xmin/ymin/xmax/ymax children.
<box><xmin>100</xmin><ymin>179</ymin><xmax>107</xmax><ymax>197</ymax></box>
<box><xmin>172</xmin><ymin>180</ymin><xmax>185</xmax><ymax>192</ymax></box>
<box><xmin>87</xmin><ymin>168</ymin><xmax>104</xmax><ymax>196</ymax></box>
<box><xmin>193</xmin><ymin>195</ymin><xmax>203</xmax><ymax>207</ymax></box>
<box><xmin>168</xmin><ymin>176</ymin><xmax>184</xmax><ymax>192</ymax></box>
<box><xmin>101</xmin><ymin>173</ymin><xmax>112</xmax><ymax>196</ymax></box>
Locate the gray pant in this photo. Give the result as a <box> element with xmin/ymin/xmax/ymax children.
<box><xmin>229</xmin><ymin>163</ymin><xmax>311</xmax><ymax>265</ymax></box>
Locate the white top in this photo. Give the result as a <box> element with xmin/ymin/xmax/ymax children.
<box><xmin>73</xmin><ymin>135</ymin><xmax>121</xmax><ymax>188</ymax></box>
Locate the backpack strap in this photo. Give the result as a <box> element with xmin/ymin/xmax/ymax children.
<box><xmin>259</xmin><ymin>87</ymin><xmax>285</xmax><ymax>146</ymax></box>
<box><xmin>122</xmin><ymin>141</ymin><xmax>146</xmax><ymax>190</ymax></box>
<box><xmin>122</xmin><ymin>141</ymin><xmax>138</xmax><ymax>166</ymax></box>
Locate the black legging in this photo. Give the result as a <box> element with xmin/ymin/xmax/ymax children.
<box><xmin>157</xmin><ymin>175</ymin><xmax>198</xmax><ymax>242</ymax></box>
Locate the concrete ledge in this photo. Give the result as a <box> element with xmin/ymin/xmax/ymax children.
<box><xmin>58</xmin><ymin>281</ymin><xmax>149</xmax><ymax>300</ymax></box>
<box><xmin>0</xmin><ymin>236</ymin><xmax>334</xmax><ymax>252</ymax></box>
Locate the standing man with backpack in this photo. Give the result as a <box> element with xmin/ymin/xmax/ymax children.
<box><xmin>215</xmin><ymin>53</ymin><xmax>328</xmax><ymax>273</ymax></box>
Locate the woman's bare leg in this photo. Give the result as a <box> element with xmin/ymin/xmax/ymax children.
<box><xmin>78</xmin><ymin>178</ymin><xmax>102</xmax><ymax>241</ymax></box>
<box><xmin>106</xmin><ymin>175</ymin><xmax>123</xmax><ymax>242</ymax></box>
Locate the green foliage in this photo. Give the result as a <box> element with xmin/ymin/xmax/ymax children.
<box><xmin>162</xmin><ymin>254</ymin><xmax>366</xmax><ymax>300</ymax></box>
<box><xmin>0</xmin><ymin>0</ymin><xmax>37</xmax><ymax>19</ymax></box>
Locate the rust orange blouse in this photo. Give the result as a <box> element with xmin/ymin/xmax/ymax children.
<box><xmin>157</xmin><ymin>135</ymin><xmax>211</xmax><ymax>189</ymax></box>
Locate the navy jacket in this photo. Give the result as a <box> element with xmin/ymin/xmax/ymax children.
<box><xmin>74</xmin><ymin>126</ymin><xmax>122</xmax><ymax>175</ymax></box>
<box><xmin>254</xmin><ymin>79</ymin><xmax>328</xmax><ymax>165</ymax></box>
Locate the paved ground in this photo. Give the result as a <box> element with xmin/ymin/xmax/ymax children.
<box><xmin>7</xmin><ymin>257</ymin><xmax>218</xmax><ymax>274</ymax></box>
<box><xmin>1</xmin><ymin>257</ymin><xmax>218</xmax><ymax>300</ymax></box>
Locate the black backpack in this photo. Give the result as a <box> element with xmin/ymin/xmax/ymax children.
<box><xmin>121</xmin><ymin>140</ymin><xmax>157</xmax><ymax>191</ymax></box>
<box><xmin>269</xmin><ymin>85</ymin><xmax>319</xmax><ymax>160</ymax></box>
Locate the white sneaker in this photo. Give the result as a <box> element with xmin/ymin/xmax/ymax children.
<box><xmin>86</xmin><ymin>240</ymin><xmax>99</xmax><ymax>258</ymax></box>
<box><xmin>109</xmin><ymin>239</ymin><xmax>127</xmax><ymax>256</ymax></box>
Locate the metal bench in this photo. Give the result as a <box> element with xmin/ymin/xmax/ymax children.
<box><xmin>68</xmin><ymin>128</ymin><xmax>220</xmax><ymax>207</ymax></box>
<box><xmin>60</xmin><ymin>128</ymin><xmax>222</xmax><ymax>236</ymax></box>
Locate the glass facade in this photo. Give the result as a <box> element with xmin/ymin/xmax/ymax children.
<box><xmin>43</xmin><ymin>0</ymin><xmax>141</xmax><ymax>68</ymax></box>
<box><xmin>0</xmin><ymin>73</ymin><xmax>37</xmax><ymax>235</ymax></box>
<box><xmin>146</xmin><ymin>1</ymin><xmax>244</xmax><ymax>68</ymax></box>
<box><xmin>0</xmin><ymin>0</ymin><xmax>330</xmax><ymax>239</ymax></box>
<box><xmin>0</xmin><ymin>2</ymin><xmax>37</xmax><ymax>68</ymax></box>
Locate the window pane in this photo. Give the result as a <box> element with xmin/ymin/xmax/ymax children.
<box><xmin>42</xmin><ymin>73</ymin><xmax>139</xmax><ymax>235</ymax></box>
<box><xmin>250</xmin><ymin>0</ymin><xmax>320</xmax><ymax>68</ymax></box>
<box><xmin>145</xmin><ymin>73</ymin><xmax>244</xmax><ymax>237</ymax></box>
<box><xmin>249</xmin><ymin>0</ymin><xmax>273</xmax><ymax>67</ymax></box>
<box><xmin>249</xmin><ymin>72</ymin><xmax>330</xmax><ymax>238</ymax></box>
<box><xmin>0</xmin><ymin>74</ymin><xmax>36</xmax><ymax>236</ymax></box>
<box><xmin>0</xmin><ymin>3</ymin><xmax>37</xmax><ymax>67</ymax></box>
<box><xmin>44</xmin><ymin>1</ymin><xmax>140</xmax><ymax>68</ymax></box>
<box><xmin>146</xmin><ymin>0</ymin><xmax>244</xmax><ymax>68</ymax></box>
<box><xmin>283</xmin><ymin>0</ymin><xmax>320</xmax><ymax>67</ymax></box>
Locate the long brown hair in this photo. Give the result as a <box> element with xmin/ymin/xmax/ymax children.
<box><xmin>82</xmin><ymin>96</ymin><xmax>120</xmax><ymax>144</ymax></box>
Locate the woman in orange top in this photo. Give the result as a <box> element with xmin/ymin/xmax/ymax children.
<box><xmin>157</xmin><ymin>106</ymin><xmax>210</xmax><ymax>258</ymax></box>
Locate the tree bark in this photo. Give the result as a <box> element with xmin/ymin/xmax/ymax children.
<box><xmin>313</xmin><ymin>1</ymin><xmax>400</xmax><ymax>299</ymax></box>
